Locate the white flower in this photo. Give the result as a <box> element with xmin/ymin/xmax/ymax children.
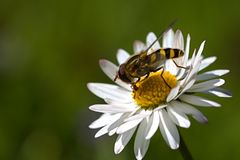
<box><xmin>87</xmin><ymin>29</ymin><xmax>231</xmax><ymax>160</ymax></box>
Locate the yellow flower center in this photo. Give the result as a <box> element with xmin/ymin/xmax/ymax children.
<box><xmin>132</xmin><ymin>70</ymin><xmax>177</xmax><ymax>110</ymax></box>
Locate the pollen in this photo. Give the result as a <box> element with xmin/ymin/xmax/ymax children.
<box><xmin>132</xmin><ymin>70</ymin><xmax>177</xmax><ymax>110</ymax></box>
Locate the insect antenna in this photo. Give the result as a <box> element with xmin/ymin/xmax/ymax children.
<box><xmin>144</xmin><ymin>19</ymin><xmax>177</xmax><ymax>53</ymax></box>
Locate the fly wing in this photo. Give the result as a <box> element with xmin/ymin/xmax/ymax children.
<box><xmin>146</xmin><ymin>32</ymin><xmax>161</xmax><ymax>55</ymax></box>
<box><xmin>145</xmin><ymin>19</ymin><xmax>177</xmax><ymax>55</ymax></box>
<box><xmin>144</xmin><ymin>51</ymin><xmax>165</xmax><ymax>71</ymax></box>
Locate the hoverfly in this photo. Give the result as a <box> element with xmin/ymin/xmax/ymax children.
<box><xmin>114</xmin><ymin>21</ymin><xmax>187</xmax><ymax>88</ymax></box>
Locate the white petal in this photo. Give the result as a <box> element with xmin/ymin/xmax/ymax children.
<box><xmin>89</xmin><ymin>113</ymin><xmax>122</xmax><ymax>129</ymax></box>
<box><xmin>99</xmin><ymin>59</ymin><xmax>117</xmax><ymax>79</ymax></box>
<box><xmin>133</xmin><ymin>40</ymin><xmax>145</xmax><ymax>54</ymax></box>
<box><xmin>117</xmin><ymin>49</ymin><xmax>130</xmax><ymax>64</ymax></box>
<box><xmin>96</xmin><ymin>114</ymin><xmax>128</xmax><ymax>137</ymax></box>
<box><xmin>187</xmin><ymin>79</ymin><xmax>225</xmax><ymax>92</ymax></box>
<box><xmin>190</xmin><ymin>46</ymin><xmax>203</xmax><ymax>70</ymax></box>
<box><xmin>175</xmin><ymin>35</ymin><xmax>190</xmax><ymax>79</ymax></box>
<box><xmin>146</xmin><ymin>32</ymin><xmax>160</xmax><ymax>54</ymax></box>
<box><xmin>89</xmin><ymin>104</ymin><xmax>137</xmax><ymax>114</ymax></box>
<box><xmin>194</xmin><ymin>41</ymin><xmax>205</xmax><ymax>66</ymax></box>
<box><xmin>87</xmin><ymin>83</ymin><xmax>132</xmax><ymax>103</ymax></box>
<box><xmin>124</xmin><ymin>110</ymin><xmax>152</xmax><ymax>122</ymax></box>
<box><xmin>173</xmin><ymin>101</ymin><xmax>208</xmax><ymax>124</ymax></box>
<box><xmin>94</xmin><ymin>123</ymin><xmax>111</xmax><ymax>138</ymax></box>
<box><xmin>164</xmin><ymin>59</ymin><xmax>174</xmax><ymax>72</ymax></box>
<box><xmin>175</xmin><ymin>33</ymin><xmax>190</xmax><ymax>78</ymax></box>
<box><xmin>167</xmin><ymin>102</ymin><xmax>190</xmax><ymax>128</ymax></box>
<box><xmin>134</xmin><ymin>118</ymin><xmax>150</xmax><ymax>160</ymax></box>
<box><xmin>109</xmin><ymin>128</ymin><xmax>118</xmax><ymax>136</ymax></box>
<box><xmin>177</xmin><ymin>79</ymin><xmax>196</xmax><ymax>98</ymax></box>
<box><xmin>196</xmin><ymin>69</ymin><xmax>230</xmax><ymax>81</ymax></box>
<box><xmin>179</xmin><ymin>94</ymin><xmax>221</xmax><ymax>107</ymax></box>
<box><xmin>163</xmin><ymin>29</ymin><xmax>174</xmax><ymax>48</ymax></box>
<box><xmin>153</xmin><ymin>104</ymin><xmax>167</xmax><ymax>111</ymax></box>
<box><xmin>167</xmin><ymin>85</ymin><xmax>180</xmax><ymax>102</ymax></box>
<box><xmin>199</xmin><ymin>56</ymin><xmax>217</xmax><ymax>71</ymax></box>
<box><xmin>145</xmin><ymin>111</ymin><xmax>160</xmax><ymax>139</ymax></box>
<box><xmin>205</xmin><ymin>87</ymin><xmax>232</xmax><ymax>98</ymax></box>
<box><xmin>99</xmin><ymin>59</ymin><xmax>131</xmax><ymax>90</ymax></box>
<box><xmin>187</xmin><ymin>59</ymin><xmax>201</xmax><ymax>84</ymax></box>
<box><xmin>165</xmin><ymin>58</ymin><xmax>179</xmax><ymax>76</ymax></box>
<box><xmin>108</xmin><ymin>113</ymin><xmax>130</xmax><ymax>136</ymax></box>
<box><xmin>114</xmin><ymin>127</ymin><xmax>137</xmax><ymax>154</ymax></box>
<box><xmin>189</xmin><ymin>49</ymin><xmax>196</xmax><ymax>65</ymax></box>
<box><xmin>183</xmin><ymin>34</ymin><xmax>191</xmax><ymax>66</ymax></box>
<box><xmin>185</xmin><ymin>50</ymin><xmax>196</xmax><ymax>80</ymax></box>
<box><xmin>159</xmin><ymin>109</ymin><xmax>180</xmax><ymax>149</ymax></box>
<box><xmin>176</xmin><ymin>69</ymin><xmax>189</xmax><ymax>81</ymax></box>
<box><xmin>184</xmin><ymin>49</ymin><xmax>202</xmax><ymax>83</ymax></box>
<box><xmin>117</xmin><ymin>117</ymin><xmax>143</xmax><ymax>134</ymax></box>
<box><xmin>173</xmin><ymin>30</ymin><xmax>184</xmax><ymax>51</ymax></box>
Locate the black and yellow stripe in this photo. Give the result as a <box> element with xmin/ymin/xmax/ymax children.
<box><xmin>158</xmin><ymin>48</ymin><xmax>184</xmax><ymax>59</ymax></box>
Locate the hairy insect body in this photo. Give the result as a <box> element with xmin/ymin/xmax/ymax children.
<box><xmin>116</xmin><ymin>48</ymin><xmax>184</xmax><ymax>84</ymax></box>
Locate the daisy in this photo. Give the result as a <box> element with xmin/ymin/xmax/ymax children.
<box><xmin>87</xmin><ymin>29</ymin><xmax>231</xmax><ymax>160</ymax></box>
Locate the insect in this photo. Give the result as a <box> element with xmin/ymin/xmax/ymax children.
<box><xmin>114</xmin><ymin>21</ymin><xmax>187</xmax><ymax>88</ymax></box>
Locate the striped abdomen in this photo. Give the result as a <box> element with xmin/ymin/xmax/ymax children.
<box><xmin>158</xmin><ymin>48</ymin><xmax>184</xmax><ymax>59</ymax></box>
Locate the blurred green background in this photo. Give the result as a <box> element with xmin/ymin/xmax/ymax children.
<box><xmin>0</xmin><ymin>0</ymin><xmax>239</xmax><ymax>159</ymax></box>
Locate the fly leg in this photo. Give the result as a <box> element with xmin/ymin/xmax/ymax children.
<box><xmin>131</xmin><ymin>78</ymin><xmax>140</xmax><ymax>92</ymax></box>
<box><xmin>135</xmin><ymin>72</ymin><xmax>150</xmax><ymax>84</ymax></box>
<box><xmin>136</xmin><ymin>77</ymin><xmax>141</xmax><ymax>83</ymax></box>
<box><xmin>172</xmin><ymin>59</ymin><xmax>189</xmax><ymax>69</ymax></box>
<box><xmin>114</xmin><ymin>74</ymin><xmax>118</xmax><ymax>81</ymax></box>
<box><xmin>160</xmin><ymin>68</ymin><xmax>172</xmax><ymax>89</ymax></box>
<box><xmin>154</xmin><ymin>67</ymin><xmax>172</xmax><ymax>89</ymax></box>
<box><xmin>172</xmin><ymin>59</ymin><xmax>191</xmax><ymax>80</ymax></box>
<box><xmin>131</xmin><ymin>82</ymin><xmax>139</xmax><ymax>90</ymax></box>
<box><xmin>141</xmin><ymin>72</ymin><xmax>150</xmax><ymax>82</ymax></box>
<box><xmin>145</xmin><ymin>72</ymin><xmax>150</xmax><ymax>79</ymax></box>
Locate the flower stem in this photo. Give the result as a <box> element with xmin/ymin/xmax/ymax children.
<box><xmin>179</xmin><ymin>133</ymin><xmax>193</xmax><ymax>160</ymax></box>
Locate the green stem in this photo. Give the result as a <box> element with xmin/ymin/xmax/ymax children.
<box><xmin>179</xmin><ymin>133</ymin><xmax>193</xmax><ymax>160</ymax></box>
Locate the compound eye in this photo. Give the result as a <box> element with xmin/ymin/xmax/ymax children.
<box><xmin>118</xmin><ymin>70</ymin><xmax>131</xmax><ymax>83</ymax></box>
<box><xmin>119</xmin><ymin>64</ymin><xmax>125</xmax><ymax>75</ymax></box>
